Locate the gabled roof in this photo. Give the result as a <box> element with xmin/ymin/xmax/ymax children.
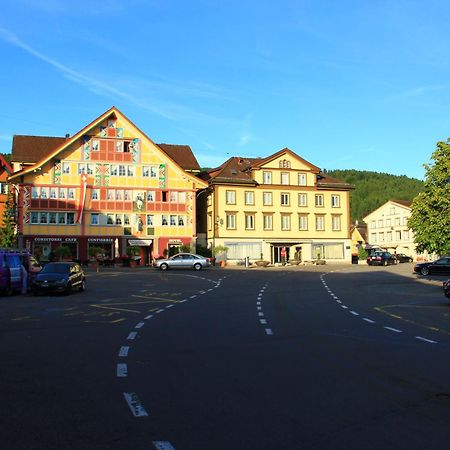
<box><xmin>363</xmin><ymin>199</ymin><xmax>412</xmax><ymax>221</ymax></box>
<box><xmin>11</xmin><ymin>135</ymin><xmax>67</xmax><ymax>164</ymax></box>
<box><xmin>204</xmin><ymin>156</ymin><xmax>262</xmax><ymax>185</ymax></box>
<box><xmin>9</xmin><ymin>107</ymin><xmax>207</xmax><ymax>187</ymax></box>
<box><xmin>251</xmin><ymin>147</ymin><xmax>321</xmax><ymax>173</ymax></box>
<box><xmin>0</xmin><ymin>154</ymin><xmax>13</xmax><ymax>174</ymax></box>
<box><xmin>157</xmin><ymin>144</ymin><xmax>200</xmax><ymax>171</ymax></box>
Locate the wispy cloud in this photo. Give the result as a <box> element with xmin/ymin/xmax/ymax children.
<box><xmin>0</xmin><ymin>27</ymin><xmax>236</xmax><ymax>124</ymax></box>
<box><xmin>0</xmin><ymin>135</ymin><xmax>11</xmax><ymax>141</ymax></box>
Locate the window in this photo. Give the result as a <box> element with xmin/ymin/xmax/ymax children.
<box><xmin>147</xmin><ymin>191</ymin><xmax>155</xmax><ymax>202</ymax></box>
<box><xmin>379</xmin><ymin>232</ymin><xmax>385</xmax><ymax>242</ymax></box>
<box><xmin>281</xmin><ymin>214</ymin><xmax>291</xmax><ymax>230</ymax></box>
<box><xmin>127</xmin><ymin>166</ymin><xmax>135</xmax><ymax>177</ymax></box>
<box><xmin>245</xmin><ymin>214</ymin><xmax>255</xmax><ymax>230</ymax></box>
<box><xmin>162</xmin><ymin>191</ymin><xmax>168</xmax><ymax>202</ymax></box>
<box><xmin>396</xmin><ymin>231</ymin><xmax>401</xmax><ymax>241</ymax></box>
<box><xmin>170</xmin><ymin>215</ymin><xmax>177</xmax><ymax>226</ymax></box>
<box><xmin>244</xmin><ymin>191</ymin><xmax>254</xmax><ymax>205</ymax></box>
<box><xmin>281</xmin><ymin>193</ymin><xmax>290</xmax><ymax>206</ymax></box>
<box><xmin>280</xmin><ymin>172</ymin><xmax>289</xmax><ymax>185</ymax></box>
<box><xmin>40</xmin><ymin>187</ymin><xmax>48</xmax><ymax>199</ymax></box>
<box><xmin>107</xmin><ymin>190</ymin><xmax>114</xmax><ymax>200</ymax></box>
<box><xmin>226</xmin><ymin>213</ymin><xmax>236</xmax><ymax>229</ymax></box>
<box><xmin>142</xmin><ymin>166</ymin><xmax>150</xmax><ymax>177</ymax></box>
<box><xmin>403</xmin><ymin>230</ymin><xmax>409</xmax><ymax>240</ymax></box>
<box><xmin>50</xmin><ymin>188</ymin><xmax>57</xmax><ymax>199</ymax></box>
<box><xmin>124</xmin><ymin>214</ymin><xmax>130</xmax><ymax>225</ymax></box>
<box><xmin>170</xmin><ymin>192</ymin><xmax>178</xmax><ymax>203</ymax></box>
<box><xmin>119</xmin><ymin>165</ymin><xmax>126</xmax><ymax>176</ymax></box>
<box><xmin>115</xmin><ymin>190</ymin><xmax>123</xmax><ymax>200</ymax></box>
<box><xmin>226</xmin><ymin>190</ymin><xmax>236</xmax><ymax>205</ymax></box>
<box><xmin>331</xmin><ymin>195</ymin><xmax>340</xmax><ymax>208</ymax></box>
<box><xmin>78</xmin><ymin>163</ymin><xmax>86</xmax><ymax>175</ymax></box>
<box><xmin>150</xmin><ymin>166</ymin><xmax>158</xmax><ymax>178</ymax></box>
<box><xmin>39</xmin><ymin>212</ymin><xmax>48</xmax><ymax>224</ymax></box>
<box><xmin>263</xmin><ymin>214</ymin><xmax>273</xmax><ymax>230</ymax></box>
<box><xmin>379</xmin><ymin>219</ymin><xmax>384</xmax><ymax>227</ymax></box>
<box><xmin>298</xmin><ymin>193</ymin><xmax>308</xmax><ymax>207</ymax></box>
<box><xmin>262</xmin><ymin>171</ymin><xmax>272</xmax><ymax>184</ymax></box>
<box><xmin>58</xmin><ymin>213</ymin><xmax>66</xmax><ymax>224</ymax></box>
<box><xmin>86</xmin><ymin>163</ymin><xmax>94</xmax><ymax>175</ymax></box>
<box><xmin>124</xmin><ymin>190</ymin><xmax>131</xmax><ymax>201</ymax></box>
<box><xmin>91</xmin><ymin>140</ymin><xmax>99</xmax><ymax>151</ymax></box>
<box><xmin>92</xmin><ymin>189</ymin><xmax>99</xmax><ymax>200</ymax></box>
<box><xmin>30</xmin><ymin>212</ymin><xmax>39</xmax><ymax>224</ymax></box>
<box><xmin>315</xmin><ymin>215</ymin><xmax>325</xmax><ymax>231</ymax></box>
<box><xmin>32</xmin><ymin>187</ymin><xmax>39</xmax><ymax>199</ymax></box>
<box><xmin>298</xmin><ymin>173</ymin><xmax>307</xmax><ymax>186</ymax></box>
<box><xmin>62</xmin><ymin>162</ymin><xmax>70</xmax><ymax>174</ymax></box>
<box><xmin>111</xmin><ymin>165</ymin><xmax>118</xmax><ymax>176</ymax></box>
<box><xmin>49</xmin><ymin>212</ymin><xmax>57</xmax><ymax>224</ymax></box>
<box><xmin>279</xmin><ymin>159</ymin><xmax>291</xmax><ymax>168</ymax></box>
<box><xmin>58</xmin><ymin>188</ymin><xmax>66</xmax><ymax>199</ymax></box>
<box><xmin>179</xmin><ymin>192</ymin><xmax>186</xmax><ymax>203</ymax></box>
<box><xmin>332</xmin><ymin>215</ymin><xmax>341</xmax><ymax>231</ymax></box>
<box><xmin>116</xmin><ymin>141</ymin><xmax>124</xmax><ymax>152</ymax></box>
<box><xmin>107</xmin><ymin>214</ymin><xmax>114</xmax><ymax>225</ymax></box>
<box><xmin>146</xmin><ymin>215</ymin><xmax>154</xmax><ymax>226</ymax></box>
<box><xmin>178</xmin><ymin>216</ymin><xmax>185</xmax><ymax>226</ymax></box>
<box><xmin>298</xmin><ymin>214</ymin><xmax>308</xmax><ymax>230</ymax></box>
<box><xmin>91</xmin><ymin>213</ymin><xmax>99</xmax><ymax>225</ymax></box>
<box><xmin>68</xmin><ymin>189</ymin><xmax>75</xmax><ymax>200</ymax></box>
<box><xmin>162</xmin><ymin>215</ymin><xmax>168</xmax><ymax>226</ymax></box>
<box><xmin>387</xmin><ymin>231</ymin><xmax>392</xmax><ymax>242</ymax></box>
<box><xmin>262</xmin><ymin>192</ymin><xmax>272</xmax><ymax>206</ymax></box>
<box><xmin>371</xmin><ymin>220</ymin><xmax>376</xmax><ymax>229</ymax></box>
<box><xmin>315</xmin><ymin>194</ymin><xmax>324</xmax><ymax>207</ymax></box>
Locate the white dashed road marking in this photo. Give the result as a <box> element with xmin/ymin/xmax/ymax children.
<box><xmin>153</xmin><ymin>441</ymin><xmax>176</xmax><ymax>450</ymax></box>
<box><xmin>363</xmin><ymin>318</ymin><xmax>376</xmax><ymax>324</ymax></box>
<box><xmin>123</xmin><ymin>392</ymin><xmax>148</xmax><ymax>417</ymax></box>
<box><xmin>117</xmin><ymin>363</ymin><xmax>128</xmax><ymax>377</ymax></box>
<box><xmin>415</xmin><ymin>336</ymin><xmax>437</xmax><ymax>344</ymax></box>
<box><xmin>265</xmin><ymin>328</ymin><xmax>273</xmax><ymax>335</ymax></box>
<box><xmin>384</xmin><ymin>326</ymin><xmax>402</xmax><ymax>333</ymax></box>
<box><xmin>118</xmin><ymin>346</ymin><xmax>129</xmax><ymax>357</ymax></box>
<box><xmin>127</xmin><ymin>332</ymin><xmax>138</xmax><ymax>340</ymax></box>
<box><xmin>135</xmin><ymin>322</ymin><xmax>145</xmax><ymax>329</ymax></box>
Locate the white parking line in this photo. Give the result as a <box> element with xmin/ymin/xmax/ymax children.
<box><xmin>166</xmin><ymin>304</ymin><xmax>174</xmax><ymax>309</ymax></box>
<box><xmin>415</xmin><ymin>336</ymin><xmax>437</xmax><ymax>344</ymax></box>
<box><xmin>144</xmin><ymin>315</ymin><xmax>153</xmax><ymax>320</ymax></box>
<box><xmin>118</xmin><ymin>346</ymin><xmax>129</xmax><ymax>357</ymax></box>
<box><xmin>135</xmin><ymin>322</ymin><xmax>145</xmax><ymax>329</ymax></box>
<box><xmin>189</xmin><ymin>295</ymin><xmax>197</xmax><ymax>299</ymax></box>
<box><xmin>350</xmin><ymin>311</ymin><xmax>359</xmax><ymax>316</ymax></box>
<box><xmin>127</xmin><ymin>332</ymin><xmax>137</xmax><ymax>340</ymax></box>
<box><xmin>340</xmin><ymin>305</ymin><xmax>348</xmax><ymax>309</ymax></box>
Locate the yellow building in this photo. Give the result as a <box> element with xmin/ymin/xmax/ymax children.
<box><xmin>201</xmin><ymin>148</ymin><xmax>353</xmax><ymax>264</ymax></box>
<box><xmin>9</xmin><ymin>107</ymin><xmax>207</xmax><ymax>264</ymax></box>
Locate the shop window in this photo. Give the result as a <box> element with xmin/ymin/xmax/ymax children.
<box><xmin>30</xmin><ymin>212</ymin><xmax>39</xmax><ymax>224</ymax></box>
<box><xmin>58</xmin><ymin>213</ymin><xmax>66</xmax><ymax>224</ymax></box>
<box><xmin>49</xmin><ymin>212</ymin><xmax>57</xmax><ymax>224</ymax></box>
<box><xmin>67</xmin><ymin>213</ymin><xmax>75</xmax><ymax>224</ymax></box>
<box><xmin>124</xmin><ymin>214</ymin><xmax>130</xmax><ymax>225</ymax></box>
<box><xmin>40</xmin><ymin>212</ymin><xmax>48</xmax><ymax>224</ymax></box>
<box><xmin>107</xmin><ymin>214</ymin><xmax>114</xmax><ymax>225</ymax></box>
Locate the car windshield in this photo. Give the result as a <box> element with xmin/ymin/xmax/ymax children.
<box><xmin>41</xmin><ymin>264</ymin><xmax>70</xmax><ymax>274</ymax></box>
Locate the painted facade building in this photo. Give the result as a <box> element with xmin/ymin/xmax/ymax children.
<box><xmin>9</xmin><ymin>107</ymin><xmax>207</xmax><ymax>264</ymax></box>
<box><xmin>363</xmin><ymin>199</ymin><xmax>421</xmax><ymax>259</ymax></box>
<box><xmin>0</xmin><ymin>154</ymin><xmax>13</xmax><ymax>225</ymax></box>
<box><xmin>200</xmin><ymin>148</ymin><xmax>353</xmax><ymax>264</ymax></box>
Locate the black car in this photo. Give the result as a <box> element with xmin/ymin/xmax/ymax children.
<box><xmin>367</xmin><ymin>251</ymin><xmax>398</xmax><ymax>266</ymax></box>
<box><xmin>414</xmin><ymin>257</ymin><xmax>450</xmax><ymax>276</ymax></box>
<box><xmin>395</xmin><ymin>253</ymin><xmax>413</xmax><ymax>263</ymax></box>
<box><xmin>32</xmin><ymin>262</ymin><xmax>86</xmax><ymax>295</ymax></box>
<box><xmin>443</xmin><ymin>280</ymin><xmax>450</xmax><ymax>298</ymax></box>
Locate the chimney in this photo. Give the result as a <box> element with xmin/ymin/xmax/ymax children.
<box><xmin>65</xmin><ymin>133</ymin><xmax>70</xmax><ymax>140</ymax></box>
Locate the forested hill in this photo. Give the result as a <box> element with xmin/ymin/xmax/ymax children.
<box><xmin>325</xmin><ymin>169</ymin><xmax>424</xmax><ymax>222</ymax></box>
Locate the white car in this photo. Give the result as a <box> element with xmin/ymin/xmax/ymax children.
<box><xmin>155</xmin><ymin>253</ymin><xmax>211</xmax><ymax>271</ymax></box>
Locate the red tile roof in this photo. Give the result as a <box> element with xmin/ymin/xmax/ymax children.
<box><xmin>11</xmin><ymin>135</ymin><xmax>67</xmax><ymax>164</ymax></box>
<box><xmin>156</xmin><ymin>144</ymin><xmax>200</xmax><ymax>171</ymax></box>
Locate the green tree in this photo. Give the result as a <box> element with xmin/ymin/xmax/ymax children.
<box><xmin>408</xmin><ymin>139</ymin><xmax>450</xmax><ymax>255</ymax></box>
<box><xmin>0</xmin><ymin>190</ymin><xmax>17</xmax><ymax>248</ymax></box>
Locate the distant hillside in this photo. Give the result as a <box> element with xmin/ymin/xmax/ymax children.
<box><xmin>325</xmin><ymin>169</ymin><xmax>424</xmax><ymax>222</ymax></box>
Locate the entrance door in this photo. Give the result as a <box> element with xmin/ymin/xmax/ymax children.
<box><xmin>272</xmin><ymin>246</ymin><xmax>290</xmax><ymax>264</ymax></box>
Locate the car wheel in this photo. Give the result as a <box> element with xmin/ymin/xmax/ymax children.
<box><xmin>420</xmin><ymin>267</ymin><xmax>429</xmax><ymax>276</ymax></box>
<box><xmin>160</xmin><ymin>263</ymin><xmax>169</xmax><ymax>271</ymax></box>
<box><xmin>79</xmin><ymin>279</ymin><xmax>86</xmax><ymax>292</ymax></box>
<box><xmin>193</xmin><ymin>263</ymin><xmax>202</xmax><ymax>271</ymax></box>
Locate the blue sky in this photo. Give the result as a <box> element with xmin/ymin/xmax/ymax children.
<box><xmin>1</xmin><ymin>0</ymin><xmax>450</xmax><ymax>180</ymax></box>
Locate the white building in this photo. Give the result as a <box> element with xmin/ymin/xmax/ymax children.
<box><xmin>363</xmin><ymin>199</ymin><xmax>417</xmax><ymax>259</ymax></box>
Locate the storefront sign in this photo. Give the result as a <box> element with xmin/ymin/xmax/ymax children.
<box><xmin>168</xmin><ymin>239</ymin><xmax>183</xmax><ymax>245</ymax></box>
<box><xmin>128</xmin><ymin>239</ymin><xmax>152</xmax><ymax>246</ymax></box>
<box><xmin>65</xmin><ymin>238</ymin><xmax>78</xmax><ymax>242</ymax></box>
<box><xmin>35</xmin><ymin>237</ymin><xmax>62</xmax><ymax>242</ymax></box>
<box><xmin>88</xmin><ymin>238</ymin><xmax>113</xmax><ymax>243</ymax></box>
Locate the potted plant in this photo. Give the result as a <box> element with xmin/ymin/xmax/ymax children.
<box><xmin>54</xmin><ymin>245</ymin><xmax>72</xmax><ymax>261</ymax></box>
<box><xmin>212</xmin><ymin>245</ymin><xmax>228</xmax><ymax>267</ymax></box>
<box><xmin>127</xmin><ymin>245</ymin><xmax>141</xmax><ymax>267</ymax></box>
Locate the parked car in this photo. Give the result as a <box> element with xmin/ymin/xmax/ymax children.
<box><xmin>155</xmin><ymin>253</ymin><xmax>211</xmax><ymax>271</ymax></box>
<box><xmin>366</xmin><ymin>251</ymin><xmax>398</xmax><ymax>266</ymax></box>
<box><xmin>395</xmin><ymin>253</ymin><xmax>413</xmax><ymax>263</ymax></box>
<box><xmin>0</xmin><ymin>249</ymin><xmax>40</xmax><ymax>295</ymax></box>
<box><xmin>31</xmin><ymin>262</ymin><xmax>86</xmax><ymax>295</ymax></box>
<box><xmin>414</xmin><ymin>257</ymin><xmax>450</xmax><ymax>276</ymax></box>
<box><xmin>443</xmin><ymin>279</ymin><xmax>450</xmax><ymax>298</ymax></box>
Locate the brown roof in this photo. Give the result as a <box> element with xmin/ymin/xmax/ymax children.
<box><xmin>391</xmin><ymin>199</ymin><xmax>412</xmax><ymax>208</ymax></box>
<box><xmin>205</xmin><ymin>156</ymin><xmax>261</xmax><ymax>185</ymax></box>
<box><xmin>317</xmin><ymin>173</ymin><xmax>354</xmax><ymax>190</ymax></box>
<box><xmin>157</xmin><ymin>143</ymin><xmax>200</xmax><ymax>171</ymax></box>
<box><xmin>11</xmin><ymin>135</ymin><xmax>67</xmax><ymax>164</ymax></box>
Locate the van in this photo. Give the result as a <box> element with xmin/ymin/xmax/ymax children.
<box><xmin>0</xmin><ymin>250</ymin><xmax>42</xmax><ymax>295</ymax></box>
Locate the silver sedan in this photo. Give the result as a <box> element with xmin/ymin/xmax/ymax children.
<box><xmin>155</xmin><ymin>253</ymin><xmax>211</xmax><ymax>271</ymax></box>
